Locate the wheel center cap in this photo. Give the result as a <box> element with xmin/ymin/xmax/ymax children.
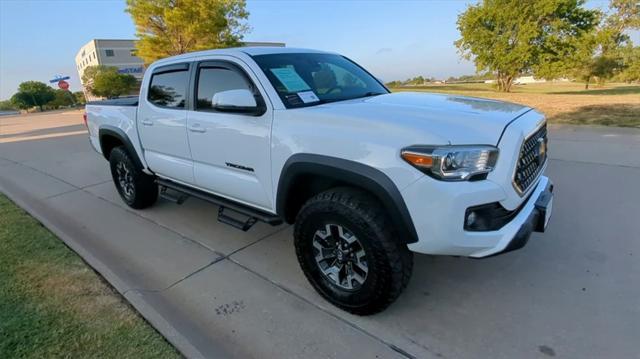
<box><xmin>336</xmin><ymin>250</ymin><xmax>345</xmax><ymax>262</ymax></box>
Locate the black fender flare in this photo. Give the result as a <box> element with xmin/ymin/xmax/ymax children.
<box><xmin>98</xmin><ymin>126</ymin><xmax>144</xmax><ymax>169</ymax></box>
<box><xmin>276</xmin><ymin>154</ymin><xmax>418</xmax><ymax>244</ymax></box>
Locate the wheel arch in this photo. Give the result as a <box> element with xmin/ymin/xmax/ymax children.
<box><xmin>276</xmin><ymin>154</ymin><xmax>418</xmax><ymax>244</ymax></box>
<box><xmin>98</xmin><ymin>126</ymin><xmax>144</xmax><ymax>169</ymax></box>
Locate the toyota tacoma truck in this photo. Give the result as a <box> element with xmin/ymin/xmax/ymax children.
<box><xmin>85</xmin><ymin>47</ymin><xmax>553</xmax><ymax>315</ymax></box>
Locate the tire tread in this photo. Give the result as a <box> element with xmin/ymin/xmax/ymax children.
<box><xmin>109</xmin><ymin>146</ymin><xmax>158</xmax><ymax>209</ymax></box>
<box><xmin>294</xmin><ymin>187</ymin><xmax>413</xmax><ymax>315</ymax></box>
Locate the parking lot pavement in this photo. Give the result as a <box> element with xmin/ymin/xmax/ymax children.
<box><xmin>1</xmin><ymin>111</ymin><xmax>639</xmax><ymax>358</ymax></box>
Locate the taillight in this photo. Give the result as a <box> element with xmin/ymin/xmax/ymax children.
<box><xmin>82</xmin><ymin>112</ymin><xmax>88</xmax><ymax>127</ymax></box>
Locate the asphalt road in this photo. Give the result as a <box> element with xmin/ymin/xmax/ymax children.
<box><xmin>1</xmin><ymin>110</ymin><xmax>638</xmax><ymax>359</ymax></box>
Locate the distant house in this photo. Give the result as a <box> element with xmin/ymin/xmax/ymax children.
<box><xmin>513</xmin><ymin>76</ymin><xmax>547</xmax><ymax>84</ymax></box>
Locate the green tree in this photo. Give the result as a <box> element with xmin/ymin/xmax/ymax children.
<box><xmin>446</xmin><ymin>74</ymin><xmax>491</xmax><ymax>82</ymax></box>
<box><xmin>406</xmin><ymin>76</ymin><xmax>426</xmax><ymax>85</ymax></box>
<box><xmin>10</xmin><ymin>81</ymin><xmax>56</xmax><ymax>111</ymax></box>
<box><xmin>126</xmin><ymin>0</ymin><xmax>249</xmax><ymax>65</ymax></box>
<box><xmin>591</xmin><ymin>0</ymin><xmax>640</xmax><ymax>85</ymax></box>
<box><xmin>82</xmin><ymin>66</ymin><xmax>138</xmax><ymax>98</ymax></box>
<box><xmin>616</xmin><ymin>45</ymin><xmax>640</xmax><ymax>82</ymax></box>
<box><xmin>542</xmin><ymin>0</ymin><xmax>639</xmax><ymax>88</ymax></box>
<box><xmin>81</xmin><ymin>65</ymin><xmax>114</xmax><ymax>95</ymax></box>
<box><xmin>455</xmin><ymin>0</ymin><xmax>598</xmax><ymax>92</ymax></box>
<box><xmin>0</xmin><ymin>100</ymin><xmax>17</xmax><ymax>111</ymax></box>
<box><xmin>385</xmin><ymin>80</ymin><xmax>403</xmax><ymax>87</ymax></box>
<box><xmin>73</xmin><ymin>91</ymin><xmax>86</xmax><ymax>105</ymax></box>
<box><xmin>607</xmin><ymin>0</ymin><xmax>640</xmax><ymax>30</ymax></box>
<box><xmin>47</xmin><ymin>89</ymin><xmax>76</xmax><ymax>109</ymax></box>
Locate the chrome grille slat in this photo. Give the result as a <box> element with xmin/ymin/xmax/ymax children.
<box><xmin>513</xmin><ymin>124</ymin><xmax>547</xmax><ymax>195</ymax></box>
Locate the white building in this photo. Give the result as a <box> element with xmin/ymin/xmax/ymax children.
<box><xmin>75</xmin><ymin>39</ymin><xmax>145</xmax><ymax>101</ymax></box>
<box><xmin>513</xmin><ymin>76</ymin><xmax>547</xmax><ymax>84</ymax></box>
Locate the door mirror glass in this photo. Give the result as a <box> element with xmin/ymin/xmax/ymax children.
<box><xmin>212</xmin><ymin>89</ymin><xmax>257</xmax><ymax>113</ymax></box>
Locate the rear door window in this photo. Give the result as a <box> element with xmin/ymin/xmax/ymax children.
<box><xmin>148</xmin><ymin>70</ymin><xmax>189</xmax><ymax>108</ymax></box>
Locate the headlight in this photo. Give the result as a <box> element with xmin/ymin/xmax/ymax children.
<box><xmin>401</xmin><ymin>145</ymin><xmax>499</xmax><ymax>181</ymax></box>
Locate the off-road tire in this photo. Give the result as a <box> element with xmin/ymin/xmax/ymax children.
<box><xmin>294</xmin><ymin>187</ymin><xmax>413</xmax><ymax>315</ymax></box>
<box><xmin>109</xmin><ymin>146</ymin><xmax>158</xmax><ymax>209</ymax></box>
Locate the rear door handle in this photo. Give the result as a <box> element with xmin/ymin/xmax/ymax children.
<box><xmin>188</xmin><ymin>123</ymin><xmax>206</xmax><ymax>133</ymax></box>
<box><xmin>141</xmin><ymin>119</ymin><xmax>153</xmax><ymax>126</ymax></box>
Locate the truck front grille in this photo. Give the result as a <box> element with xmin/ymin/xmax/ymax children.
<box><xmin>513</xmin><ymin>124</ymin><xmax>547</xmax><ymax>195</ymax></box>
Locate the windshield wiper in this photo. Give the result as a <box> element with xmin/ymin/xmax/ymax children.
<box><xmin>311</xmin><ymin>92</ymin><xmax>387</xmax><ymax>106</ymax></box>
<box><xmin>341</xmin><ymin>92</ymin><xmax>386</xmax><ymax>102</ymax></box>
<box><xmin>361</xmin><ymin>91</ymin><xmax>386</xmax><ymax>97</ymax></box>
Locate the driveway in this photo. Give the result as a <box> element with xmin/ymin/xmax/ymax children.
<box><xmin>1</xmin><ymin>110</ymin><xmax>638</xmax><ymax>359</ymax></box>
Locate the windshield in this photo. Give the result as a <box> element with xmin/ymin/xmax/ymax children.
<box><xmin>251</xmin><ymin>53</ymin><xmax>388</xmax><ymax>108</ymax></box>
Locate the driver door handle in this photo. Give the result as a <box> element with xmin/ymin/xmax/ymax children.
<box><xmin>141</xmin><ymin>119</ymin><xmax>153</xmax><ymax>126</ymax></box>
<box><xmin>188</xmin><ymin>123</ymin><xmax>206</xmax><ymax>133</ymax></box>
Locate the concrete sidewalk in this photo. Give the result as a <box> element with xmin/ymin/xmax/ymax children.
<box><xmin>1</xmin><ymin>111</ymin><xmax>639</xmax><ymax>358</ymax></box>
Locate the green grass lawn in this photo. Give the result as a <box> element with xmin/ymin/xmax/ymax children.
<box><xmin>0</xmin><ymin>194</ymin><xmax>180</xmax><ymax>358</ymax></box>
<box><xmin>390</xmin><ymin>82</ymin><xmax>640</xmax><ymax>127</ymax></box>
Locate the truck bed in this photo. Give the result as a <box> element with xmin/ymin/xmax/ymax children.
<box><xmin>86</xmin><ymin>96</ymin><xmax>139</xmax><ymax>107</ymax></box>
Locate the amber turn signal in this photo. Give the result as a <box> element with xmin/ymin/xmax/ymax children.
<box><xmin>401</xmin><ymin>151</ymin><xmax>434</xmax><ymax>169</ymax></box>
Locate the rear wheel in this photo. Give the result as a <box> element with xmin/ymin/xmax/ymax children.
<box><xmin>294</xmin><ymin>187</ymin><xmax>413</xmax><ymax>315</ymax></box>
<box><xmin>109</xmin><ymin>146</ymin><xmax>158</xmax><ymax>209</ymax></box>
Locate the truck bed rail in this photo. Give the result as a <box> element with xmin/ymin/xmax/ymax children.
<box><xmin>86</xmin><ymin>96</ymin><xmax>139</xmax><ymax>107</ymax></box>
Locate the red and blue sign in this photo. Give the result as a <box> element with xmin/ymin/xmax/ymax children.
<box><xmin>49</xmin><ymin>75</ymin><xmax>71</xmax><ymax>90</ymax></box>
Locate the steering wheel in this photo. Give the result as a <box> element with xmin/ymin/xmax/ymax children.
<box><xmin>322</xmin><ymin>86</ymin><xmax>341</xmax><ymax>95</ymax></box>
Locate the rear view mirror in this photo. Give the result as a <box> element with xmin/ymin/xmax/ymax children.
<box><xmin>212</xmin><ymin>89</ymin><xmax>258</xmax><ymax>113</ymax></box>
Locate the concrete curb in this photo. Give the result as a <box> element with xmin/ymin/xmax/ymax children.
<box><xmin>0</xmin><ymin>178</ymin><xmax>218</xmax><ymax>359</ymax></box>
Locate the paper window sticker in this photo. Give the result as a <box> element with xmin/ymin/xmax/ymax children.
<box><xmin>270</xmin><ymin>68</ymin><xmax>311</xmax><ymax>92</ymax></box>
<box><xmin>297</xmin><ymin>91</ymin><xmax>320</xmax><ymax>103</ymax></box>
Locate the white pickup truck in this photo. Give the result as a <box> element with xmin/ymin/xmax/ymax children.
<box><xmin>86</xmin><ymin>47</ymin><xmax>553</xmax><ymax>315</ymax></box>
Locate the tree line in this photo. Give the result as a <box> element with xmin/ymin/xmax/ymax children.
<box><xmin>1</xmin><ymin>65</ymin><xmax>141</xmax><ymax>112</ymax></box>
<box><xmin>455</xmin><ymin>0</ymin><xmax>639</xmax><ymax>91</ymax></box>
<box><xmin>0</xmin><ymin>82</ymin><xmax>85</xmax><ymax>112</ymax></box>
<box><xmin>386</xmin><ymin>74</ymin><xmax>493</xmax><ymax>87</ymax></box>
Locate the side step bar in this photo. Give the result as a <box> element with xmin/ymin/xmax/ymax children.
<box><xmin>156</xmin><ymin>178</ymin><xmax>283</xmax><ymax>231</ymax></box>
<box><xmin>217</xmin><ymin>207</ymin><xmax>257</xmax><ymax>231</ymax></box>
<box><xmin>159</xmin><ymin>186</ymin><xmax>189</xmax><ymax>204</ymax></box>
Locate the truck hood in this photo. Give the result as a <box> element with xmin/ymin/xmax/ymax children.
<box><xmin>306</xmin><ymin>92</ymin><xmax>532</xmax><ymax>145</ymax></box>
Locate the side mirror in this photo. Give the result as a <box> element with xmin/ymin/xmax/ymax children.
<box><xmin>212</xmin><ymin>89</ymin><xmax>258</xmax><ymax>113</ymax></box>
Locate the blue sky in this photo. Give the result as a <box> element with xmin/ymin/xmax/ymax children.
<box><xmin>0</xmin><ymin>0</ymin><xmax>629</xmax><ymax>100</ymax></box>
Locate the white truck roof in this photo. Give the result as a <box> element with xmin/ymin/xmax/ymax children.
<box><xmin>154</xmin><ymin>47</ymin><xmax>333</xmax><ymax>66</ymax></box>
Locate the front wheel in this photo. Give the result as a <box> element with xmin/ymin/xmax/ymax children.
<box><xmin>294</xmin><ymin>187</ymin><xmax>413</xmax><ymax>315</ymax></box>
<box><xmin>109</xmin><ymin>146</ymin><xmax>158</xmax><ymax>209</ymax></box>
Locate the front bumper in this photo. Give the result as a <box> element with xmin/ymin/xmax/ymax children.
<box><xmin>402</xmin><ymin>174</ymin><xmax>553</xmax><ymax>258</ymax></box>
<box><xmin>484</xmin><ymin>180</ymin><xmax>553</xmax><ymax>257</ymax></box>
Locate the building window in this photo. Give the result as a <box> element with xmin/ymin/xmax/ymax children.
<box><xmin>105</xmin><ymin>49</ymin><xmax>114</xmax><ymax>57</ymax></box>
